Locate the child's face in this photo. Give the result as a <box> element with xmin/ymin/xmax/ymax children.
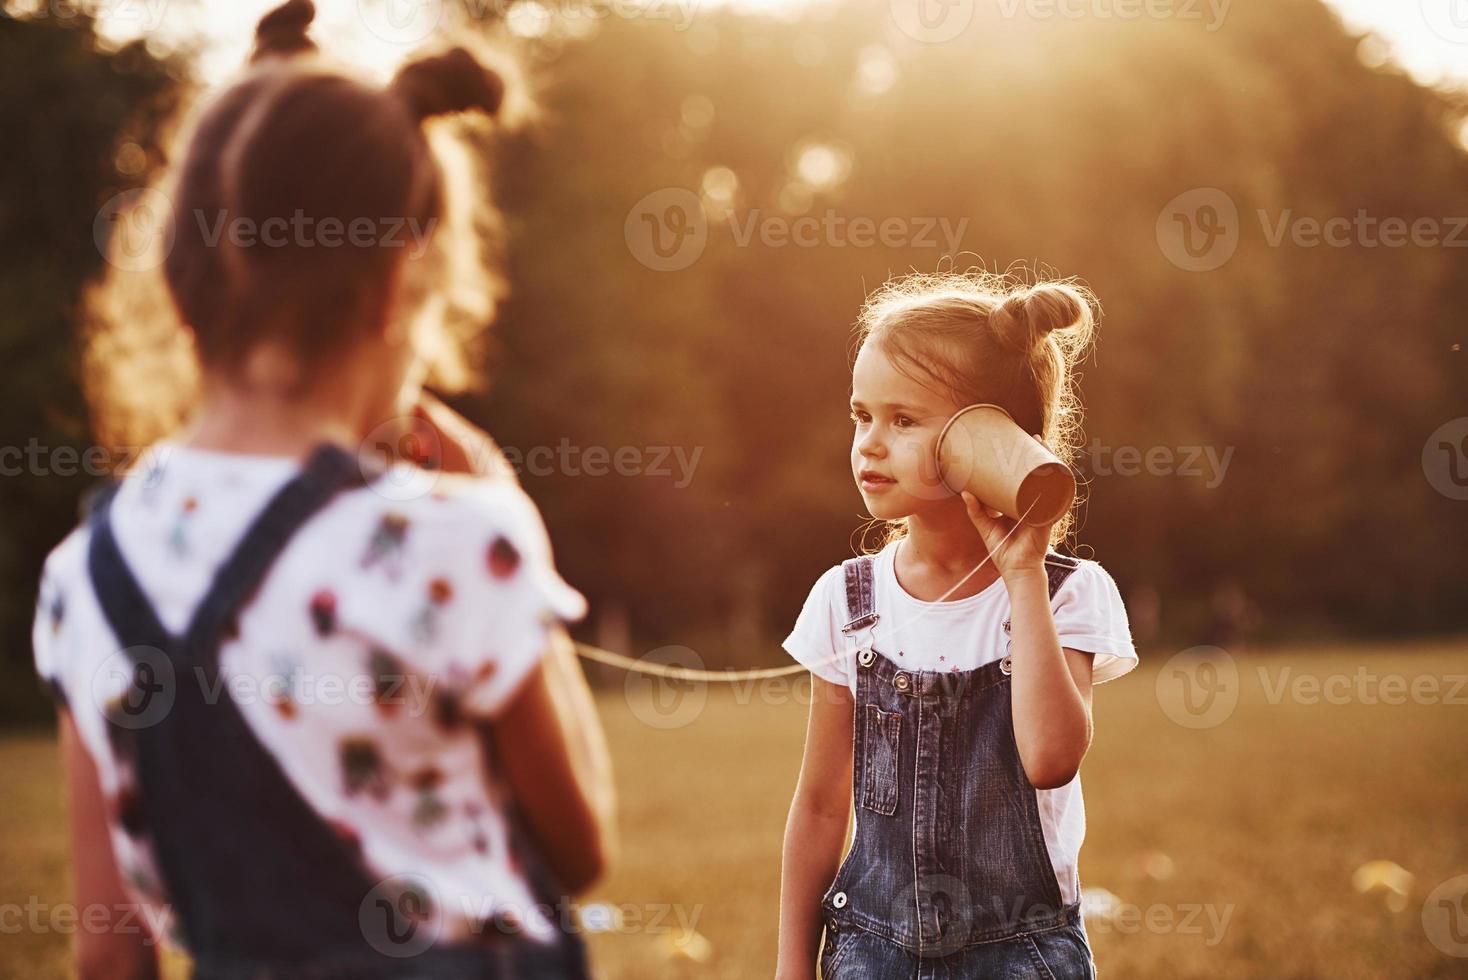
<box><xmin>849</xmin><ymin>342</ymin><xmax>964</xmax><ymax>520</ymax></box>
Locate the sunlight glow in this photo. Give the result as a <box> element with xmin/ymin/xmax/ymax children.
<box><xmin>794</xmin><ymin>141</ymin><xmax>850</xmax><ymax>189</ymax></box>
<box><xmin>84</xmin><ymin>0</ymin><xmax>1468</xmax><ymax>95</ymax></box>
<box><xmin>1322</xmin><ymin>0</ymin><xmax>1468</xmax><ymax>89</ymax></box>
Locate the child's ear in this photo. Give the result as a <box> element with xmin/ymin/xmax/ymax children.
<box><xmin>374</xmin><ymin>256</ymin><xmax>410</xmax><ymax>345</ymax></box>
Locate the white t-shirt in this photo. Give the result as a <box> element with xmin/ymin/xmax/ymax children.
<box><xmin>32</xmin><ymin>440</ymin><xmax>586</xmax><ymax>949</ymax></box>
<box><xmin>781</xmin><ymin>539</ymin><xmax>1139</xmax><ymax>906</ymax></box>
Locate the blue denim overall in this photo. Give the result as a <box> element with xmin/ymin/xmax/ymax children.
<box><xmin>82</xmin><ymin>442</ymin><xmax>592</xmax><ymax>979</ymax></box>
<box><xmin>818</xmin><ymin>553</ymin><xmax>1098</xmax><ymax>979</ymax></box>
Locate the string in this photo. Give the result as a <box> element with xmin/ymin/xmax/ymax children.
<box><xmin>573</xmin><ymin>498</ymin><xmax>1048</xmax><ymax>682</ymax></box>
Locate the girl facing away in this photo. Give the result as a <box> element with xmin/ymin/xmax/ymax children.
<box><xmin>776</xmin><ymin>273</ymin><xmax>1139</xmax><ymax>979</ymax></box>
<box><xmin>31</xmin><ymin>2</ymin><xmax>614</xmax><ymax>977</ymax></box>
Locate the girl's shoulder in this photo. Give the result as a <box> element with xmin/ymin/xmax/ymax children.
<box><xmin>295</xmin><ymin>466</ymin><xmax>588</xmax><ymax>628</ymax></box>
<box><xmin>1047</xmin><ymin>552</ymin><xmax>1124</xmax><ymax>600</ymax></box>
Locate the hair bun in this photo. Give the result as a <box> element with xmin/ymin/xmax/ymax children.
<box><xmin>252</xmin><ymin>0</ymin><xmax>317</xmax><ymax>63</ymax></box>
<box><xmin>991</xmin><ymin>284</ymin><xmax>1091</xmax><ymax>356</ymax></box>
<box><xmin>391</xmin><ymin>48</ymin><xmax>506</xmax><ymax>124</ymax></box>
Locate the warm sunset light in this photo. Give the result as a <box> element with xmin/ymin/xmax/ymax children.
<box><xmin>6</xmin><ymin>0</ymin><xmax>1467</xmax><ymax>978</ymax></box>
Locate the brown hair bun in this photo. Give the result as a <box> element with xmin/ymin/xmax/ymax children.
<box><xmin>391</xmin><ymin>48</ymin><xmax>506</xmax><ymax>124</ymax></box>
<box><xmin>991</xmin><ymin>283</ymin><xmax>1090</xmax><ymax>357</ymax></box>
<box><xmin>252</xmin><ymin>0</ymin><xmax>318</xmax><ymax>64</ymax></box>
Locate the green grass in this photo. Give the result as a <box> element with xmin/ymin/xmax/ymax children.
<box><xmin>3</xmin><ymin>638</ymin><xmax>1466</xmax><ymax>978</ymax></box>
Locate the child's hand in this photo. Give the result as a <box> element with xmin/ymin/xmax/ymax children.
<box><xmin>961</xmin><ymin>434</ymin><xmax>1053</xmax><ymax>580</ymax></box>
<box><xmin>406</xmin><ymin>390</ymin><xmax>518</xmax><ymax>482</ymax></box>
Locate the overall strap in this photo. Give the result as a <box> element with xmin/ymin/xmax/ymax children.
<box><xmin>85</xmin><ymin>443</ymin><xmax>373</xmax><ymax>671</ymax></box>
<box><xmin>181</xmin><ymin>443</ymin><xmax>372</xmax><ymax>667</ymax></box>
<box><xmin>1043</xmin><ymin>552</ymin><xmax>1082</xmax><ymax>599</ymax></box>
<box><xmin>838</xmin><ymin>551</ymin><xmax>1084</xmax><ymax>651</ymax></box>
<box><xmin>86</xmin><ymin>480</ymin><xmax>175</xmax><ymax>656</ymax></box>
<box><xmin>840</xmin><ymin>555</ymin><xmax>879</xmax><ymax>642</ymax></box>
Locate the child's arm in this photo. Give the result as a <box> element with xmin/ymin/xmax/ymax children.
<box><xmin>1005</xmin><ymin>568</ymin><xmax>1095</xmax><ymax>789</ymax></box>
<box><xmin>485</xmin><ymin>626</ymin><xmax>617</xmax><ymax>894</ymax></box>
<box><xmin>775</xmin><ymin>676</ymin><xmax>854</xmax><ymax>980</ymax></box>
<box><xmin>59</xmin><ymin>710</ymin><xmax>161</xmax><ymax>980</ymax></box>
<box><xmin>962</xmin><ymin>485</ymin><xmax>1095</xmax><ymax>790</ymax></box>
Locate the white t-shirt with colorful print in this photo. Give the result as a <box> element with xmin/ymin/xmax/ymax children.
<box><xmin>32</xmin><ymin>440</ymin><xmax>587</xmax><ymax>950</ymax></box>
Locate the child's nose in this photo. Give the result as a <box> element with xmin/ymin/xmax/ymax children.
<box><xmin>857</xmin><ymin>429</ymin><xmax>886</xmax><ymax>458</ymax></box>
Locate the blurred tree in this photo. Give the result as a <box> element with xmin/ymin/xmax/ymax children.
<box><xmin>5</xmin><ymin>0</ymin><xmax>1467</xmax><ymax>726</ymax></box>
<box><xmin>0</xmin><ymin>9</ymin><xmax>180</xmax><ymax>724</ymax></box>
<box><xmin>476</xmin><ymin>0</ymin><xmax>1468</xmax><ymax>659</ymax></box>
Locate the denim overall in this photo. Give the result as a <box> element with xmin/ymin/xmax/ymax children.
<box><xmin>82</xmin><ymin>442</ymin><xmax>592</xmax><ymax>979</ymax></box>
<box><xmin>818</xmin><ymin>553</ymin><xmax>1098</xmax><ymax>979</ymax></box>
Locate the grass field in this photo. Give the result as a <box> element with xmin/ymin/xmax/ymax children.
<box><xmin>3</xmin><ymin>638</ymin><xmax>1467</xmax><ymax>979</ymax></box>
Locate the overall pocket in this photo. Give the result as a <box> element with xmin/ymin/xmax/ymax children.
<box><xmin>1024</xmin><ymin>922</ymin><xmax>1097</xmax><ymax>980</ymax></box>
<box><xmin>819</xmin><ymin>919</ymin><xmax>856</xmax><ymax>978</ymax></box>
<box><xmin>859</xmin><ymin>705</ymin><xmax>901</xmax><ymax>815</ymax></box>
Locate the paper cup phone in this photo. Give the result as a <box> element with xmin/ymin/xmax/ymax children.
<box><xmin>935</xmin><ymin>403</ymin><xmax>1076</xmax><ymax>527</ymax></box>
